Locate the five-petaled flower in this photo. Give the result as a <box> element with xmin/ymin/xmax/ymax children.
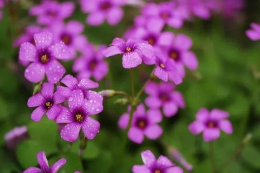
<box><xmin>102</xmin><ymin>37</ymin><xmax>156</xmax><ymax>68</ymax></box>
<box><xmin>19</xmin><ymin>31</ymin><xmax>71</xmax><ymax>83</ymax></box>
<box><xmin>133</xmin><ymin>150</ymin><xmax>183</xmax><ymax>173</ymax></box>
<box><xmin>118</xmin><ymin>104</ymin><xmax>162</xmax><ymax>144</ymax></box>
<box><xmin>23</xmin><ymin>151</ymin><xmax>66</xmax><ymax>173</ymax></box>
<box><xmin>189</xmin><ymin>108</ymin><xmax>233</xmax><ymax>142</ymax></box>
<box><xmin>56</xmin><ymin>89</ymin><xmax>103</xmax><ymax>142</ymax></box>
<box><xmin>246</xmin><ymin>23</ymin><xmax>260</xmax><ymax>41</ymax></box>
<box><xmin>27</xmin><ymin>83</ymin><xmax>64</xmax><ymax>122</ymax></box>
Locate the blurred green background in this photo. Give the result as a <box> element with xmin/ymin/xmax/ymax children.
<box><xmin>1</xmin><ymin>0</ymin><xmax>260</xmax><ymax>173</ymax></box>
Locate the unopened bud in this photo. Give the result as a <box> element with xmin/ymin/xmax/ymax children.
<box><xmin>114</xmin><ymin>98</ymin><xmax>129</xmax><ymax>105</ymax></box>
<box><xmin>99</xmin><ymin>90</ymin><xmax>116</xmax><ymax>98</ymax></box>
<box><xmin>33</xmin><ymin>83</ymin><xmax>42</xmax><ymax>94</ymax></box>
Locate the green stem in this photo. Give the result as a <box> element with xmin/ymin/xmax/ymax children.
<box><xmin>209</xmin><ymin>142</ymin><xmax>215</xmax><ymax>173</ymax></box>
<box><xmin>135</xmin><ymin>68</ymin><xmax>154</xmax><ymax>100</ymax></box>
<box><xmin>126</xmin><ymin>104</ymin><xmax>137</xmax><ymax>133</ymax></box>
<box><xmin>130</xmin><ymin>69</ymin><xmax>135</xmax><ymax>98</ymax></box>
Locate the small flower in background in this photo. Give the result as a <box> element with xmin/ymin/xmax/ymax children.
<box><xmin>159</xmin><ymin>32</ymin><xmax>198</xmax><ymax>76</ymax></box>
<box><xmin>30</xmin><ymin>0</ymin><xmax>75</xmax><ymax>26</ymax></box>
<box><xmin>56</xmin><ymin>89</ymin><xmax>103</xmax><ymax>142</ymax></box>
<box><xmin>153</xmin><ymin>48</ymin><xmax>183</xmax><ymax>84</ymax></box>
<box><xmin>221</xmin><ymin>0</ymin><xmax>244</xmax><ymax>19</ymax></box>
<box><xmin>141</xmin><ymin>2</ymin><xmax>185</xmax><ymax>29</ymax></box>
<box><xmin>187</xmin><ymin>0</ymin><xmax>212</xmax><ymax>19</ymax></box>
<box><xmin>27</xmin><ymin>83</ymin><xmax>64</xmax><ymax>122</ymax></box>
<box><xmin>189</xmin><ymin>108</ymin><xmax>233</xmax><ymax>142</ymax></box>
<box><xmin>19</xmin><ymin>31</ymin><xmax>71</xmax><ymax>83</ymax></box>
<box><xmin>51</xmin><ymin>20</ymin><xmax>87</xmax><ymax>58</ymax></box>
<box><xmin>57</xmin><ymin>75</ymin><xmax>99</xmax><ymax>99</ymax></box>
<box><xmin>14</xmin><ymin>26</ymin><xmax>43</xmax><ymax>47</ymax></box>
<box><xmin>23</xmin><ymin>151</ymin><xmax>66</xmax><ymax>173</ymax></box>
<box><xmin>246</xmin><ymin>23</ymin><xmax>260</xmax><ymax>41</ymax></box>
<box><xmin>102</xmin><ymin>37</ymin><xmax>155</xmax><ymax>68</ymax></box>
<box><xmin>0</xmin><ymin>0</ymin><xmax>4</xmax><ymax>20</ymax></box>
<box><xmin>145</xmin><ymin>82</ymin><xmax>185</xmax><ymax>117</ymax></box>
<box><xmin>170</xmin><ymin>149</ymin><xmax>193</xmax><ymax>172</ymax></box>
<box><xmin>118</xmin><ymin>104</ymin><xmax>162</xmax><ymax>144</ymax></box>
<box><xmin>80</xmin><ymin>0</ymin><xmax>125</xmax><ymax>26</ymax></box>
<box><xmin>5</xmin><ymin>126</ymin><xmax>28</xmax><ymax>149</ymax></box>
<box><xmin>133</xmin><ymin>150</ymin><xmax>183</xmax><ymax>173</ymax></box>
<box><xmin>73</xmin><ymin>45</ymin><xmax>109</xmax><ymax>81</ymax></box>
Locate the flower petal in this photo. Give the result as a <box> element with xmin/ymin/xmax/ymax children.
<box><xmin>145</xmin><ymin>96</ymin><xmax>162</xmax><ymax>108</ymax></box>
<box><xmin>56</xmin><ymin>86</ymin><xmax>71</xmax><ymax>98</ymax></box>
<box><xmin>165</xmin><ymin>166</ymin><xmax>183</xmax><ymax>173</ymax></box>
<box><xmin>23</xmin><ymin>167</ymin><xmax>42</xmax><ymax>173</ymax></box>
<box><xmin>118</xmin><ymin>113</ymin><xmax>129</xmax><ymax>129</ymax></box>
<box><xmin>196</xmin><ymin>108</ymin><xmax>209</xmax><ymax>121</ymax></box>
<box><xmin>154</xmin><ymin>66</ymin><xmax>168</xmax><ymax>82</ymax></box>
<box><xmin>87</xmin><ymin>12</ymin><xmax>105</xmax><ymax>26</ymax></box>
<box><xmin>246</xmin><ymin>30</ymin><xmax>260</xmax><ymax>41</ymax></box>
<box><xmin>157</xmin><ymin>156</ymin><xmax>174</xmax><ymax>168</ymax></box>
<box><xmin>25</xmin><ymin>63</ymin><xmax>45</xmax><ymax>83</ymax></box>
<box><xmin>132</xmin><ymin>165</ymin><xmax>150</xmax><ymax>173</ymax></box>
<box><xmin>144</xmin><ymin>82</ymin><xmax>159</xmax><ymax>95</ymax></box>
<box><xmin>41</xmin><ymin>83</ymin><xmax>54</xmax><ymax>98</ymax></box>
<box><xmin>78</xmin><ymin>78</ymin><xmax>99</xmax><ymax>90</ymax></box>
<box><xmin>83</xmin><ymin>91</ymin><xmax>103</xmax><ymax>115</ymax></box>
<box><xmin>50</xmin><ymin>158</ymin><xmax>66</xmax><ymax>173</ymax></box>
<box><xmin>102</xmin><ymin>46</ymin><xmax>123</xmax><ymax>58</ymax></box>
<box><xmin>163</xmin><ymin>102</ymin><xmax>178</xmax><ymax>117</ymax></box>
<box><xmin>107</xmin><ymin>7</ymin><xmax>123</xmax><ymax>25</ymax></box>
<box><xmin>82</xmin><ymin>116</ymin><xmax>100</xmax><ymax>139</ymax></box>
<box><xmin>68</xmin><ymin>89</ymin><xmax>84</xmax><ymax>111</ymax></box>
<box><xmin>137</xmin><ymin>43</ymin><xmax>156</xmax><ymax>65</ymax></box>
<box><xmin>27</xmin><ymin>93</ymin><xmax>44</xmax><ymax>107</ymax></box>
<box><xmin>147</xmin><ymin>109</ymin><xmax>162</xmax><ymax>124</ymax></box>
<box><xmin>210</xmin><ymin>109</ymin><xmax>229</xmax><ymax>120</ymax></box>
<box><xmin>174</xmin><ymin>34</ymin><xmax>192</xmax><ymax>50</ymax></box>
<box><xmin>203</xmin><ymin>128</ymin><xmax>220</xmax><ymax>142</ymax></box>
<box><xmin>34</xmin><ymin>31</ymin><xmax>53</xmax><ymax>50</ymax></box>
<box><xmin>182</xmin><ymin>51</ymin><xmax>198</xmax><ymax>70</ymax></box>
<box><xmin>128</xmin><ymin>127</ymin><xmax>144</xmax><ymax>144</ymax></box>
<box><xmin>31</xmin><ymin>106</ymin><xmax>45</xmax><ymax>122</ymax></box>
<box><xmin>61</xmin><ymin>75</ymin><xmax>78</xmax><ymax>89</ymax></box>
<box><xmin>60</xmin><ymin>123</ymin><xmax>81</xmax><ymax>142</ymax></box>
<box><xmin>145</xmin><ymin>125</ymin><xmax>163</xmax><ymax>139</ymax></box>
<box><xmin>188</xmin><ymin>121</ymin><xmax>205</xmax><ymax>135</ymax></box>
<box><xmin>122</xmin><ymin>52</ymin><xmax>142</xmax><ymax>69</ymax></box>
<box><xmin>37</xmin><ymin>151</ymin><xmax>49</xmax><ymax>171</ymax></box>
<box><xmin>45</xmin><ymin>60</ymin><xmax>66</xmax><ymax>84</ymax></box>
<box><xmin>46</xmin><ymin>105</ymin><xmax>61</xmax><ymax>120</ymax></box>
<box><xmin>56</xmin><ymin>106</ymin><xmax>73</xmax><ymax>123</ymax></box>
<box><xmin>49</xmin><ymin>41</ymin><xmax>72</xmax><ymax>60</ymax></box>
<box><xmin>158</xmin><ymin>32</ymin><xmax>174</xmax><ymax>47</ymax></box>
<box><xmin>19</xmin><ymin>42</ymin><xmax>37</xmax><ymax>62</ymax></box>
<box><xmin>219</xmin><ymin>120</ymin><xmax>233</xmax><ymax>134</ymax></box>
<box><xmin>172</xmin><ymin>91</ymin><xmax>185</xmax><ymax>108</ymax></box>
<box><xmin>141</xmin><ymin>150</ymin><xmax>156</xmax><ymax>167</ymax></box>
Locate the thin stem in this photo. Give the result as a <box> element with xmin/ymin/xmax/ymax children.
<box><xmin>135</xmin><ymin>68</ymin><xmax>154</xmax><ymax>100</ymax></box>
<box><xmin>218</xmin><ymin>133</ymin><xmax>252</xmax><ymax>173</ymax></box>
<box><xmin>115</xmin><ymin>91</ymin><xmax>132</xmax><ymax>103</ymax></box>
<box><xmin>209</xmin><ymin>142</ymin><xmax>215</xmax><ymax>173</ymax></box>
<box><xmin>126</xmin><ymin>104</ymin><xmax>137</xmax><ymax>132</ymax></box>
<box><xmin>130</xmin><ymin>69</ymin><xmax>135</xmax><ymax>98</ymax></box>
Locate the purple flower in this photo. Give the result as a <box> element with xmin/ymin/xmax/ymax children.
<box><xmin>102</xmin><ymin>38</ymin><xmax>156</xmax><ymax>68</ymax></box>
<box><xmin>56</xmin><ymin>89</ymin><xmax>103</xmax><ymax>142</ymax></box>
<box><xmin>51</xmin><ymin>20</ymin><xmax>86</xmax><ymax>58</ymax></box>
<box><xmin>23</xmin><ymin>151</ymin><xmax>66</xmax><ymax>173</ymax></box>
<box><xmin>118</xmin><ymin>104</ymin><xmax>162</xmax><ymax>144</ymax></box>
<box><xmin>19</xmin><ymin>31</ymin><xmax>71</xmax><ymax>83</ymax></box>
<box><xmin>246</xmin><ymin>23</ymin><xmax>260</xmax><ymax>41</ymax></box>
<box><xmin>57</xmin><ymin>75</ymin><xmax>99</xmax><ymax>100</ymax></box>
<box><xmin>221</xmin><ymin>0</ymin><xmax>244</xmax><ymax>18</ymax></box>
<box><xmin>5</xmin><ymin>126</ymin><xmax>28</xmax><ymax>149</ymax></box>
<box><xmin>73</xmin><ymin>45</ymin><xmax>108</xmax><ymax>81</ymax></box>
<box><xmin>171</xmin><ymin>150</ymin><xmax>193</xmax><ymax>172</ymax></box>
<box><xmin>188</xmin><ymin>0</ymin><xmax>212</xmax><ymax>19</ymax></box>
<box><xmin>189</xmin><ymin>108</ymin><xmax>233</xmax><ymax>142</ymax></box>
<box><xmin>159</xmin><ymin>32</ymin><xmax>198</xmax><ymax>74</ymax></box>
<box><xmin>27</xmin><ymin>83</ymin><xmax>63</xmax><ymax>122</ymax></box>
<box><xmin>30</xmin><ymin>0</ymin><xmax>74</xmax><ymax>25</ymax></box>
<box><xmin>133</xmin><ymin>150</ymin><xmax>183</xmax><ymax>173</ymax></box>
<box><xmin>145</xmin><ymin>82</ymin><xmax>185</xmax><ymax>117</ymax></box>
<box><xmin>153</xmin><ymin>49</ymin><xmax>183</xmax><ymax>84</ymax></box>
<box><xmin>80</xmin><ymin>0</ymin><xmax>125</xmax><ymax>26</ymax></box>
<box><xmin>142</xmin><ymin>2</ymin><xmax>185</xmax><ymax>29</ymax></box>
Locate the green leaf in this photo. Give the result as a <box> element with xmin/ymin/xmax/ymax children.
<box><xmin>241</xmin><ymin>144</ymin><xmax>260</xmax><ymax>169</ymax></box>
<box><xmin>88</xmin><ymin>150</ymin><xmax>112</xmax><ymax>173</ymax></box>
<box><xmin>60</xmin><ymin>152</ymin><xmax>83</xmax><ymax>173</ymax></box>
<box><xmin>0</xmin><ymin>97</ymin><xmax>8</xmax><ymax>120</ymax></box>
<box><xmin>71</xmin><ymin>139</ymin><xmax>100</xmax><ymax>160</ymax></box>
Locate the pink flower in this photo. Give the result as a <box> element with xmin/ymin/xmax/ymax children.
<box><xmin>133</xmin><ymin>150</ymin><xmax>183</xmax><ymax>173</ymax></box>
<box><xmin>56</xmin><ymin>89</ymin><xmax>103</xmax><ymax>142</ymax></box>
<box><xmin>102</xmin><ymin>37</ymin><xmax>155</xmax><ymax>68</ymax></box>
<box><xmin>23</xmin><ymin>151</ymin><xmax>66</xmax><ymax>173</ymax></box>
<box><xmin>27</xmin><ymin>83</ymin><xmax>63</xmax><ymax>122</ymax></box>
<box><xmin>14</xmin><ymin>26</ymin><xmax>43</xmax><ymax>47</ymax></box>
<box><xmin>30</xmin><ymin>0</ymin><xmax>75</xmax><ymax>25</ymax></box>
<box><xmin>189</xmin><ymin>108</ymin><xmax>233</xmax><ymax>142</ymax></box>
<box><xmin>50</xmin><ymin>20</ymin><xmax>87</xmax><ymax>58</ymax></box>
<box><xmin>73</xmin><ymin>45</ymin><xmax>109</xmax><ymax>81</ymax></box>
<box><xmin>118</xmin><ymin>104</ymin><xmax>162</xmax><ymax>144</ymax></box>
<box><xmin>246</xmin><ymin>23</ymin><xmax>260</xmax><ymax>41</ymax></box>
<box><xmin>80</xmin><ymin>0</ymin><xmax>125</xmax><ymax>26</ymax></box>
<box><xmin>145</xmin><ymin>82</ymin><xmax>185</xmax><ymax>117</ymax></box>
<box><xmin>5</xmin><ymin>126</ymin><xmax>28</xmax><ymax>149</ymax></box>
<box><xmin>19</xmin><ymin>31</ymin><xmax>71</xmax><ymax>83</ymax></box>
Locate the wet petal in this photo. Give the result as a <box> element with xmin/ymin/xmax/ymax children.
<box><xmin>50</xmin><ymin>158</ymin><xmax>66</xmax><ymax>173</ymax></box>
<box><xmin>37</xmin><ymin>151</ymin><xmax>49</xmax><ymax>171</ymax></box>
<box><xmin>19</xmin><ymin>42</ymin><xmax>37</xmax><ymax>62</ymax></box>
<box><xmin>34</xmin><ymin>31</ymin><xmax>53</xmax><ymax>50</ymax></box>
<box><xmin>27</xmin><ymin>93</ymin><xmax>44</xmax><ymax>107</ymax></box>
<box><xmin>132</xmin><ymin>165</ymin><xmax>150</xmax><ymax>173</ymax></box>
<box><xmin>49</xmin><ymin>41</ymin><xmax>72</xmax><ymax>60</ymax></box>
<box><xmin>46</xmin><ymin>105</ymin><xmax>61</xmax><ymax>120</ymax></box>
<box><xmin>141</xmin><ymin>150</ymin><xmax>156</xmax><ymax>167</ymax></box>
<box><xmin>56</xmin><ymin>86</ymin><xmax>71</xmax><ymax>98</ymax></box>
<box><xmin>31</xmin><ymin>107</ymin><xmax>45</xmax><ymax>122</ymax></box>
<box><xmin>122</xmin><ymin>52</ymin><xmax>142</xmax><ymax>69</ymax></box>
<box><xmin>68</xmin><ymin>89</ymin><xmax>84</xmax><ymax>111</ymax></box>
<box><xmin>78</xmin><ymin>78</ymin><xmax>99</xmax><ymax>90</ymax></box>
<box><xmin>61</xmin><ymin>75</ymin><xmax>78</xmax><ymax>89</ymax></box>
<box><xmin>56</xmin><ymin>106</ymin><xmax>73</xmax><ymax>123</ymax></box>
<box><xmin>60</xmin><ymin>123</ymin><xmax>81</xmax><ymax>142</ymax></box>
<box><xmin>45</xmin><ymin>60</ymin><xmax>65</xmax><ymax>84</ymax></box>
<box><xmin>23</xmin><ymin>167</ymin><xmax>42</xmax><ymax>173</ymax></box>
<box><xmin>83</xmin><ymin>91</ymin><xmax>103</xmax><ymax>115</ymax></box>
<box><xmin>25</xmin><ymin>63</ymin><xmax>45</xmax><ymax>83</ymax></box>
<box><xmin>41</xmin><ymin>83</ymin><xmax>54</xmax><ymax>98</ymax></box>
<box><xmin>102</xmin><ymin>46</ymin><xmax>123</xmax><ymax>58</ymax></box>
<box><xmin>82</xmin><ymin>116</ymin><xmax>100</xmax><ymax>139</ymax></box>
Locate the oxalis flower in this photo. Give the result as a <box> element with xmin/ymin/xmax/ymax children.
<box><xmin>246</xmin><ymin>23</ymin><xmax>260</xmax><ymax>41</ymax></box>
<box><xmin>27</xmin><ymin>83</ymin><xmax>64</xmax><ymax>122</ymax></box>
<box><xmin>56</xmin><ymin>89</ymin><xmax>103</xmax><ymax>142</ymax></box>
<box><xmin>102</xmin><ymin>38</ymin><xmax>156</xmax><ymax>68</ymax></box>
<box><xmin>145</xmin><ymin>82</ymin><xmax>185</xmax><ymax>117</ymax></box>
<box><xmin>133</xmin><ymin>150</ymin><xmax>183</xmax><ymax>173</ymax></box>
<box><xmin>19</xmin><ymin>31</ymin><xmax>71</xmax><ymax>83</ymax></box>
<box><xmin>23</xmin><ymin>151</ymin><xmax>66</xmax><ymax>173</ymax></box>
<box><xmin>57</xmin><ymin>75</ymin><xmax>99</xmax><ymax>100</ymax></box>
<box><xmin>189</xmin><ymin>108</ymin><xmax>233</xmax><ymax>142</ymax></box>
<box><xmin>118</xmin><ymin>104</ymin><xmax>162</xmax><ymax>144</ymax></box>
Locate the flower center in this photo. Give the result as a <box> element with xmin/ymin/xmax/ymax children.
<box><xmin>40</xmin><ymin>54</ymin><xmax>50</xmax><ymax>64</ymax></box>
<box><xmin>89</xmin><ymin>60</ymin><xmax>98</xmax><ymax>71</ymax></box>
<box><xmin>61</xmin><ymin>34</ymin><xmax>72</xmax><ymax>45</ymax></box>
<box><xmin>148</xmin><ymin>37</ymin><xmax>156</xmax><ymax>45</ymax></box>
<box><xmin>75</xmin><ymin>113</ymin><xmax>84</xmax><ymax>123</ymax></box>
<box><xmin>154</xmin><ymin>170</ymin><xmax>161</xmax><ymax>173</ymax></box>
<box><xmin>169</xmin><ymin>50</ymin><xmax>180</xmax><ymax>61</ymax></box>
<box><xmin>161</xmin><ymin>12</ymin><xmax>170</xmax><ymax>19</ymax></box>
<box><xmin>100</xmin><ymin>1</ymin><xmax>111</xmax><ymax>11</ymax></box>
<box><xmin>160</xmin><ymin>64</ymin><xmax>165</xmax><ymax>68</ymax></box>
<box><xmin>46</xmin><ymin>10</ymin><xmax>57</xmax><ymax>18</ymax></box>
<box><xmin>45</xmin><ymin>101</ymin><xmax>53</xmax><ymax>109</ymax></box>
<box><xmin>136</xmin><ymin>118</ymin><xmax>147</xmax><ymax>129</ymax></box>
<box><xmin>126</xmin><ymin>47</ymin><xmax>132</xmax><ymax>52</ymax></box>
<box><xmin>159</xmin><ymin>93</ymin><xmax>169</xmax><ymax>102</ymax></box>
<box><xmin>207</xmin><ymin>121</ymin><xmax>217</xmax><ymax>128</ymax></box>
